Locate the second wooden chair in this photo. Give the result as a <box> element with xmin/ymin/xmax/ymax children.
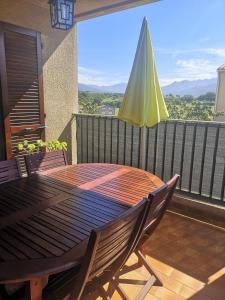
<box><xmin>25</xmin><ymin>150</ymin><xmax>67</xmax><ymax>175</ymax></box>
<box><xmin>42</xmin><ymin>198</ymin><xmax>149</xmax><ymax>300</ymax></box>
<box><xmin>119</xmin><ymin>174</ymin><xmax>180</xmax><ymax>300</ymax></box>
<box><xmin>0</xmin><ymin>159</ymin><xmax>22</xmax><ymax>184</ymax></box>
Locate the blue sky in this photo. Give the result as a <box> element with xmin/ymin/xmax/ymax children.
<box><xmin>77</xmin><ymin>0</ymin><xmax>225</xmax><ymax>87</ymax></box>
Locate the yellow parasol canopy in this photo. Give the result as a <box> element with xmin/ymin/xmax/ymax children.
<box><xmin>118</xmin><ymin>17</ymin><xmax>169</xmax><ymax>128</ymax></box>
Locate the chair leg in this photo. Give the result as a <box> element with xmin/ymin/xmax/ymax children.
<box><xmin>0</xmin><ymin>285</ymin><xmax>10</xmax><ymax>300</ymax></box>
<box><xmin>134</xmin><ymin>275</ymin><xmax>156</xmax><ymax>300</ymax></box>
<box><xmin>115</xmin><ymin>249</ymin><xmax>162</xmax><ymax>300</ymax></box>
<box><xmin>135</xmin><ymin>249</ymin><xmax>162</xmax><ymax>287</ymax></box>
<box><xmin>111</xmin><ymin>276</ymin><xmax>130</xmax><ymax>300</ymax></box>
<box><xmin>99</xmin><ymin>286</ymin><xmax>111</xmax><ymax>300</ymax></box>
<box><xmin>0</xmin><ymin>284</ymin><xmax>27</xmax><ymax>300</ymax></box>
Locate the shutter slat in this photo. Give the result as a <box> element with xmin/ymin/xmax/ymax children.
<box><xmin>0</xmin><ymin>23</ymin><xmax>45</xmax><ymax>166</ymax></box>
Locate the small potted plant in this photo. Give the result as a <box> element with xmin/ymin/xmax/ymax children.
<box><xmin>17</xmin><ymin>139</ymin><xmax>67</xmax><ymax>155</ymax></box>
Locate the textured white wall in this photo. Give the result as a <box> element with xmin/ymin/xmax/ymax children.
<box><xmin>42</xmin><ymin>27</ymin><xmax>78</xmax><ymax>163</ymax></box>
<box><xmin>215</xmin><ymin>70</ymin><xmax>225</xmax><ymax>122</ymax></box>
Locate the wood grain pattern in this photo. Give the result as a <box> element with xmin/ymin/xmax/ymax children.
<box><xmin>0</xmin><ymin>158</ymin><xmax>21</xmax><ymax>184</ymax></box>
<box><xmin>25</xmin><ymin>150</ymin><xmax>68</xmax><ymax>176</ymax></box>
<box><xmin>44</xmin><ymin>198</ymin><xmax>149</xmax><ymax>300</ymax></box>
<box><xmin>0</xmin><ymin>163</ymin><xmax>163</xmax><ymax>285</ymax></box>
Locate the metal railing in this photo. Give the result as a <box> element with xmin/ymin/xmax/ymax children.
<box><xmin>75</xmin><ymin>114</ymin><xmax>225</xmax><ymax>206</ymax></box>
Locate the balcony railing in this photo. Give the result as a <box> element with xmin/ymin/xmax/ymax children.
<box><xmin>75</xmin><ymin>114</ymin><xmax>225</xmax><ymax>206</ymax></box>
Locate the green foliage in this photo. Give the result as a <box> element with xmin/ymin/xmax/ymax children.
<box><xmin>197</xmin><ymin>92</ymin><xmax>216</xmax><ymax>102</ymax></box>
<box><xmin>27</xmin><ymin>143</ymin><xmax>36</xmax><ymax>154</ymax></box>
<box><xmin>166</xmin><ymin>98</ymin><xmax>221</xmax><ymax>121</ymax></box>
<box><xmin>47</xmin><ymin>140</ymin><xmax>67</xmax><ymax>151</ymax></box>
<box><xmin>79</xmin><ymin>91</ymin><xmax>220</xmax><ymax>121</ymax></box>
<box><xmin>17</xmin><ymin>139</ymin><xmax>67</xmax><ymax>155</ymax></box>
<box><xmin>36</xmin><ymin>139</ymin><xmax>47</xmax><ymax>149</ymax></box>
<box><xmin>101</xmin><ymin>98</ymin><xmax>121</xmax><ymax>108</ymax></box>
<box><xmin>79</xmin><ymin>91</ymin><xmax>122</xmax><ymax>114</ymax></box>
<box><xmin>17</xmin><ymin>140</ymin><xmax>36</xmax><ymax>154</ymax></box>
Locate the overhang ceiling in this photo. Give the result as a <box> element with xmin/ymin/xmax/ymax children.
<box><xmin>23</xmin><ymin>0</ymin><xmax>159</xmax><ymax>21</ymax></box>
<box><xmin>77</xmin><ymin>0</ymin><xmax>159</xmax><ymax>21</ymax></box>
<box><xmin>0</xmin><ymin>0</ymin><xmax>158</xmax><ymax>35</ymax></box>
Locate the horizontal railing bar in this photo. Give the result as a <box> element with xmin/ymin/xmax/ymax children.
<box><xmin>175</xmin><ymin>190</ymin><xmax>225</xmax><ymax>207</ymax></box>
<box><xmin>73</xmin><ymin>113</ymin><xmax>225</xmax><ymax>127</ymax></box>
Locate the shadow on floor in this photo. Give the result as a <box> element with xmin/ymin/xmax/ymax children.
<box><xmin>143</xmin><ymin>211</ymin><xmax>225</xmax><ymax>283</ymax></box>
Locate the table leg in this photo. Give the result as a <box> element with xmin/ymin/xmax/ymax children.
<box><xmin>26</xmin><ymin>276</ymin><xmax>48</xmax><ymax>300</ymax></box>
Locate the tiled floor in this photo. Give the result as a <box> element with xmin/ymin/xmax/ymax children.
<box><xmin>84</xmin><ymin>211</ymin><xmax>225</xmax><ymax>300</ymax></box>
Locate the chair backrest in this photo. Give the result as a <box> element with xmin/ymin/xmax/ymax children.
<box><xmin>24</xmin><ymin>150</ymin><xmax>67</xmax><ymax>175</ymax></box>
<box><xmin>68</xmin><ymin>198</ymin><xmax>149</xmax><ymax>300</ymax></box>
<box><xmin>144</xmin><ymin>174</ymin><xmax>180</xmax><ymax>236</ymax></box>
<box><xmin>0</xmin><ymin>159</ymin><xmax>22</xmax><ymax>184</ymax></box>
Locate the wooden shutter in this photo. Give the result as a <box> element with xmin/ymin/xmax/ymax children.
<box><xmin>0</xmin><ymin>81</ymin><xmax>6</xmax><ymax>161</ymax></box>
<box><xmin>0</xmin><ymin>22</ymin><xmax>45</xmax><ymax>167</ymax></box>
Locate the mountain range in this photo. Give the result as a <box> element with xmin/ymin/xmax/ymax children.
<box><xmin>78</xmin><ymin>83</ymin><xmax>127</xmax><ymax>94</ymax></box>
<box><xmin>78</xmin><ymin>78</ymin><xmax>217</xmax><ymax>97</ymax></box>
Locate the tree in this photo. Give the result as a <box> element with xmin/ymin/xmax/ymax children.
<box><xmin>181</xmin><ymin>95</ymin><xmax>194</xmax><ymax>101</ymax></box>
<box><xmin>197</xmin><ymin>92</ymin><xmax>216</xmax><ymax>102</ymax></box>
<box><xmin>166</xmin><ymin>99</ymin><xmax>220</xmax><ymax>121</ymax></box>
<box><xmin>101</xmin><ymin>98</ymin><xmax>121</xmax><ymax>108</ymax></box>
<box><xmin>78</xmin><ymin>91</ymin><xmax>222</xmax><ymax>121</ymax></box>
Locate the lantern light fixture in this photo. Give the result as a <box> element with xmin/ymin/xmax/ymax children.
<box><xmin>49</xmin><ymin>0</ymin><xmax>75</xmax><ymax>30</ymax></box>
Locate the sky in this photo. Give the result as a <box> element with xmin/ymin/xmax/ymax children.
<box><xmin>77</xmin><ymin>0</ymin><xmax>225</xmax><ymax>87</ymax></box>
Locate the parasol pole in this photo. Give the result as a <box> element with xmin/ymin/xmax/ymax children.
<box><xmin>140</xmin><ymin>126</ymin><xmax>147</xmax><ymax>169</ymax></box>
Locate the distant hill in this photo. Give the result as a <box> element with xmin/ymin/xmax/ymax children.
<box><xmin>78</xmin><ymin>78</ymin><xmax>217</xmax><ymax>97</ymax></box>
<box><xmin>78</xmin><ymin>82</ymin><xmax>127</xmax><ymax>94</ymax></box>
<box><xmin>162</xmin><ymin>78</ymin><xmax>217</xmax><ymax>97</ymax></box>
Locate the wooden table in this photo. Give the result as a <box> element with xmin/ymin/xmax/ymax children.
<box><xmin>0</xmin><ymin>163</ymin><xmax>163</xmax><ymax>299</ymax></box>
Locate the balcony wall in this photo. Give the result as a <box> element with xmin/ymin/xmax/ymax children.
<box><xmin>75</xmin><ymin>114</ymin><xmax>225</xmax><ymax>208</ymax></box>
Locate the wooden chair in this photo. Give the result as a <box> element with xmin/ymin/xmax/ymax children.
<box><xmin>24</xmin><ymin>150</ymin><xmax>67</xmax><ymax>176</ymax></box>
<box><xmin>119</xmin><ymin>174</ymin><xmax>180</xmax><ymax>300</ymax></box>
<box><xmin>41</xmin><ymin>198</ymin><xmax>149</xmax><ymax>300</ymax></box>
<box><xmin>0</xmin><ymin>159</ymin><xmax>22</xmax><ymax>184</ymax></box>
<box><xmin>0</xmin><ymin>159</ymin><xmax>22</xmax><ymax>299</ymax></box>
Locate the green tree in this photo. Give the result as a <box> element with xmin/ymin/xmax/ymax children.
<box><xmin>167</xmin><ymin>99</ymin><xmax>219</xmax><ymax>121</ymax></box>
<box><xmin>78</xmin><ymin>91</ymin><xmax>221</xmax><ymax>121</ymax></box>
<box><xmin>197</xmin><ymin>92</ymin><xmax>216</xmax><ymax>102</ymax></box>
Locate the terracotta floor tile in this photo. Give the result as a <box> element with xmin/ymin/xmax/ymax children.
<box><xmin>178</xmin><ymin>284</ymin><xmax>198</xmax><ymax>298</ymax></box>
<box><xmin>23</xmin><ymin>212</ymin><xmax>225</xmax><ymax>300</ymax></box>
<box><xmin>169</xmin><ymin>268</ymin><xmax>205</xmax><ymax>290</ymax></box>
<box><xmin>145</xmin><ymin>256</ymin><xmax>174</xmax><ymax>277</ymax></box>
<box><xmin>152</xmin><ymin>270</ymin><xmax>183</xmax><ymax>295</ymax></box>
<box><xmin>149</xmin><ymin>286</ymin><xmax>186</xmax><ymax>300</ymax></box>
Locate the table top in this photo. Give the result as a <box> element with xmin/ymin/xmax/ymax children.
<box><xmin>0</xmin><ymin>163</ymin><xmax>163</xmax><ymax>283</ymax></box>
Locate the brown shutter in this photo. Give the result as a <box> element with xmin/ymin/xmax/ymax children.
<box><xmin>0</xmin><ymin>22</ymin><xmax>45</xmax><ymax>168</ymax></box>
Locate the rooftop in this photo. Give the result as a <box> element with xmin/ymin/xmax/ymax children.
<box><xmin>218</xmin><ymin>63</ymin><xmax>225</xmax><ymax>71</ymax></box>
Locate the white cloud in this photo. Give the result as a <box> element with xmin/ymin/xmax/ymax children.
<box><xmin>155</xmin><ymin>47</ymin><xmax>225</xmax><ymax>58</ymax></box>
<box><xmin>78</xmin><ymin>61</ymin><xmax>218</xmax><ymax>88</ymax></box>
<box><xmin>159</xmin><ymin>59</ymin><xmax>218</xmax><ymax>86</ymax></box>
<box><xmin>175</xmin><ymin>58</ymin><xmax>217</xmax><ymax>79</ymax></box>
<box><xmin>202</xmin><ymin>48</ymin><xmax>225</xmax><ymax>58</ymax></box>
<box><xmin>78</xmin><ymin>66</ymin><xmax>128</xmax><ymax>86</ymax></box>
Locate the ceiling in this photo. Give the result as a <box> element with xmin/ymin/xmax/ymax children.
<box><xmin>0</xmin><ymin>0</ymin><xmax>158</xmax><ymax>35</ymax></box>
<box><xmin>30</xmin><ymin>0</ymin><xmax>159</xmax><ymax>21</ymax></box>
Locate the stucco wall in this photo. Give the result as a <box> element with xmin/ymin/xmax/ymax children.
<box><xmin>215</xmin><ymin>70</ymin><xmax>225</xmax><ymax>122</ymax></box>
<box><xmin>42</xmin><ymin>27</ymin><xmax>78</xmax><ymax>164</ymax></box>
<box><xmin>0</xmin><ymin>0</ymin><xmax>78</xmax><ymax>163</ymax></box>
